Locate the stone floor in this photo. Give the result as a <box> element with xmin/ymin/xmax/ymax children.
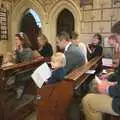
<box><xmin>24</xmin><ymin>112</ymin><xmax>36</xmax><ymax>120</ymax></box>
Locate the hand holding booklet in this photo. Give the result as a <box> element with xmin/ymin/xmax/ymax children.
<box><xmin>31</xmin><ymin>62</ymin><xmax>52</xmax><ymax>88</ymax></box>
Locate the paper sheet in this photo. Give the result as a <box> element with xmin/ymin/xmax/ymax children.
<box><xmin>86</xmin><ymin>70</ymin><xmax>96</xmax><ymax>74</ymax></box>
<box><xmin>31</xmin><ymin>62</ymin><xmax>52</xmax><ymax>88</ymax></box>
<box><xmin>102</xmin><ymin>58</ymin><xmax>113</xmax><ymax>67</ymax></box>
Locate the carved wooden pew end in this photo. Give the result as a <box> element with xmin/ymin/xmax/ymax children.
<box><xmin>37</xmin><ymin>80</ymin><xmax>74</xmax><ymax>120</ymax></box>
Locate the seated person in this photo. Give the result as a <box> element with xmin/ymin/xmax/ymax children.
<box><xmin>87</xmin><ymin>33</ymin><xmax>103</xmax><ymax>61</ymax></box>
<box><xmin>2</xmin><ymin>52</ymin><xmax>14</xmax><ymax>67</ymax></box>
<box><xmin>46</xmin><ymin>52</ymin><xmax>66</xmax><ymax>84</ymax></box>
<box><xmin>37</xmin><ymin>33</ymin><xmax>53</xmax><ymax>57</ymax></box>
<box><xmin>71</xmin><ymin>31</ymin><xmax>88</xmax><ymax>63</ymax></box>
<box><xmin>32</xmin><ymin>50</ymin><xmax>42</xmax><ymax>59</ymax></box>
<box><xmin>82</xmin><ymin>21</ymin><xmax>120</xmax><ymax>120</ymax></box>
<box><xmin>56</xmin><ymin>31</ymin><xmax>85</xmax><ymax>74</ymax></box>
<box><xmin>15</xmin><ymin>32</ymin><xmax>33</xmax><ymax>63</ymax></box>
<box><xmin>108</xmin><ymin>34</ymin><xmax>120</xmax><ymax>61</ymax></box>
<box><xmin>14</xmin><ymin>32</ymin><xmax>33</xmax><ymax>99</ymax></box>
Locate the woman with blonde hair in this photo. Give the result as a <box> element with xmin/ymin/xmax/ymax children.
<box><xmin>37</xmin><ymin>33</ymin><xmax>53</xmax><ymax>57</ymax></box>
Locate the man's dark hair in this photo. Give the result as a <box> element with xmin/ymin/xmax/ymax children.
<box><xmin>57</xmin><ymin>31</ymin><xmax>70</xmax><ymax>41</ymax></box>
<box><xmin>71</xmin><ymin>32</ymin><xmax>79</xmax><ymax>40</ymax></box>
<box><xmin>111</xmin><ymin>21</ymin><xmax>120</xmax><ymax>34</ymax></box>
<box><xmin>94</xmin><ymin>33</ymin><xmax>102</xmax><ymax>44</ymax></box>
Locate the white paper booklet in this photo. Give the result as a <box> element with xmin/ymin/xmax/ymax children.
<box><xmin>86</xmin><ymin>70</ymin><xmax>96</xmax><ymax>74</ymax></box>
<box><xmin>102</xmin><ymin>58</ymin><xmax>113</xmax><ymax>67</ymax></box>
<box><xmin>95</xmin><ymin>75</ymin><xmax>102</xmax><ymax>84</ymax></box>
<box><xmin>31</xmin><ymin>62</ymin><xmax>52</xmax><ymax>88</ymax></box>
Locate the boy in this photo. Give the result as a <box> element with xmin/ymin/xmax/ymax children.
<box><xmin>46</xmin><ymin>52</ymin><xmax>66</xmax><ymax>84</ymax></box>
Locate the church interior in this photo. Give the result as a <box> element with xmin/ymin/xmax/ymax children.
<box><xmin>0</xmin><ymin>0</ymin><xmax>120</xmax><ymax>120</ymax></box>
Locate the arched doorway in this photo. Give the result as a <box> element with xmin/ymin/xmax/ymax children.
<box><xmin>57</xmin><ymin>9</ymin><xmax>74</xmax><ymax>37</ymax></box>
<box><xmin>20</xmin><ymin>9</ymin><xmax>42</xmax><ymax>50</ymax></box>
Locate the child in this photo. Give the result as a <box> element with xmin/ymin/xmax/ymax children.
<box><xmin>46</xmin><ymin>52</ymin><xmax>66</xmax><ymax>84</ymax></box>
<box><xmin>2</xmin><ymin>52</ymin><xmax>14</xmax><ymax>67</ymax></box>
<box><xmin>1</xmin><ymin>52</ymin><xmax>15</xmax><ymax>86</ymax></box>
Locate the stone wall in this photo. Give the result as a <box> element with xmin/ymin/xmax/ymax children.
<box><xmin>79</xmin><ymin>0</ymin><xmax>120</xmax><ymax>44</ymax></box>
<box><xmin>0</xmin><ymin>0</ymin><xmax>120</xmax><ymax>54</ymax></box>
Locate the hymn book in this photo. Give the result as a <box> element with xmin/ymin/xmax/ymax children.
<box><xmin>31</xmin><ymin>62</ymin><xmax>52</xmax><ymax>88</ymax></box>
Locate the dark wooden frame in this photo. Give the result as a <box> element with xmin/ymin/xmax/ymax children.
<box><xmin>80</xmin><ymin>0</ymin><xmax>93</xmax><ymax>7</ymax></box>
<box><xmin>0</xmin><ymin>8</ymin><xmax>8</xmax><ymax>40</ymax></box>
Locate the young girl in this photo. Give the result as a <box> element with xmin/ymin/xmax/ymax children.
<box><xmin>2</xmin><ymin>52</ymin><xmax>14</xmax><ymax>67</ymax></box>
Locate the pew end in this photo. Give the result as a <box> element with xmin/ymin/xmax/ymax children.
<box><xmin>37</xmin><ymin>80</ymin><xmax>74</xmax><ymax>120</ymax></box>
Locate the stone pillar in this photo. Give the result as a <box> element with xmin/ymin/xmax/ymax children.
<box><xmin>0</xmin><ymin>0</ymin><xmax>2</xmax><ymax>7</ymax></box>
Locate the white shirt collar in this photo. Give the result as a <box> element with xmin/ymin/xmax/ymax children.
<box><xmin>64</xmin><ymin>42</ymin><xmax>72</xmax><ymax>52</ymax></box>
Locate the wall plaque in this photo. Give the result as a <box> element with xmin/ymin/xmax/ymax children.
<box><xmin>0</xmin><ymin>8</ymin><xmax>8</xmax><ymax>40</ymax></box>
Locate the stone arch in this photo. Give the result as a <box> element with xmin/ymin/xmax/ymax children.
<box><xmin>11</xmin><ymin>0</ymin><xmax>45</xmax><ymax>49</ymax></box>
<box><xmin>48</xmin><ymin>0</ymin><xmax>81</xmax><ymax>50</ymax></box>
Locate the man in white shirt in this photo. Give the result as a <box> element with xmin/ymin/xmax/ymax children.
<box><xmin>56</xmin><ymin>32</ymin><xmax>85</xmax><ymax>74</ymax></box>
<box><xmin>71</xmin><ymin>32</ymin><xmax>88</xmax><ymax>63</ymax></box>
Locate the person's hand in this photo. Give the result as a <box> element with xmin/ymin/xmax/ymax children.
<box><xmin>38</xmin><ymin>46</ymin><xmax>43</xmax><ymax>51</ymax></box>
<box><xmin>97</xmin><ymin>81</ymin><xmax>111</xmax><ymax>94</ymax></box>
<box><xmin>99</xmin><ymin>72</ymin><xmax>113</xmax><ymax>80</ymax></box>
<box><xmin>87</xmin><ymin>44</ymin><xmax>92</xmax><ymax>53</ymax></box>
<box><xmin>99</xmin><ymin>74</ymin><xmax>108</xmax><ymax>80</ymax></box>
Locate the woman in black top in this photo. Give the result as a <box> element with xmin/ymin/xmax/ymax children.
<box><xmin>37</xmin><ymin>33</ymin><xmax>53</xmax><ymax>57</ymax></box>
<box><xmin>87</xmin><ymin>33</ymin><xmax>103</xmax><ymax>60</ymax></box>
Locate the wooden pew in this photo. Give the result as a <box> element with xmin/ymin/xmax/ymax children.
<box><xmin>36</xmin><ymin>56</ymin><xmax>102</xmax><ymax>120</ymax></box>
<box><xmin>103</xmin><ymin>114</ymin><xmax>120</xmax><ymax>120</ymax></box>
<box><xmin>0</xmin><ymin>54</ymin><xmax>3</xmax><ymax>66</ymax></box>
<box><xmin>0</xmin><ymin>57</ymin><xmax>50</xmax><ymax>120</ymax></box>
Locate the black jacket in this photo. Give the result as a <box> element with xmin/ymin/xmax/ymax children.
<box><xmin>38</xmin><ymin>42</ymin><xmax>53</xmax><ymax>57</ymax></box>
<box><xmin>108</xmin><ymin>66</ymin><xmax>120</xmax><ymax>114</ymax></box>
<box><xmin>87</xmin><ymin>44</ymin><xmax>103</xmax><ymax>61</ymax></box>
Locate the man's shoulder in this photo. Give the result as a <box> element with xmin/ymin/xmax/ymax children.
<box><xmin>68</xmin><ymin>44</ymin><xmax>80</xmax><ymax>51</ymax></box>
